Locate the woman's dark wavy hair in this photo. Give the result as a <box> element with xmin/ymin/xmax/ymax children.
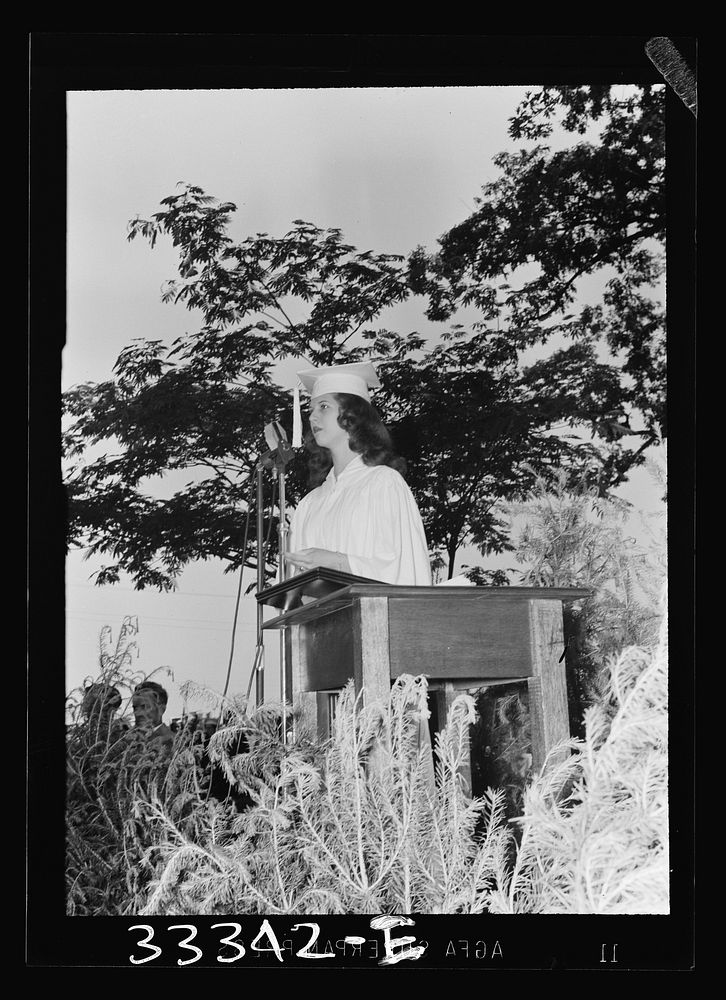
<box><xmin>305</xmin><ymin>392</ymin><xmax>407</xmax><ymax>488</ymax></box>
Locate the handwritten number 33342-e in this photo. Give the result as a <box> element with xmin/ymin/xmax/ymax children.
<box><xmin>128</xmin><ymin>918</ymin><xmax>427</xmax><ymax>966</ymax></box>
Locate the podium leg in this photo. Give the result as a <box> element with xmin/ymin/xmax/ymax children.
<box><xmin>527</xmin><ymin>599</ymin><xmax>571</xmax><ymax>772</ymax></box>
<box><xmin>352</xmin><ymin>596</ymin><xmax>391</xmax><ymax>704</ymax></box>
<box><xmin>353</xmin><ymin>596</ymin><xmax>391</xmax><ymax>775</ymax></box>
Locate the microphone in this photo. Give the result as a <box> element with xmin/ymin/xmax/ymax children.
<box><xmin>259</xmin><ymin>421</ymin><xmax>296</xmax><ymax>471</ymax></box>
<box><xmin>264</xmin><ymin>420</ymin><xmax>288</xmax><ymax>452</ymax></box>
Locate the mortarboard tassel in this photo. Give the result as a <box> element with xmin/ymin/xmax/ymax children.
<box><xmin>292</xmin><ymin>387</ymin><xmax>302</xmax><ymax>447</ymax></box>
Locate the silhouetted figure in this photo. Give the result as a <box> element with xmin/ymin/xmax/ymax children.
<box><xmin>204</xmin><ymin>722</ymin><xmax>253</xmax><ymax>812</ymax></box>
<box><xmin>80</xmin><ymin>682</ymin><xmax>127</xmax><ymax>743</ymax></box>
<box><xmin>171</xmin><ymin>712</ymin><xmax>252</xmax><ymax>812</ymax></box>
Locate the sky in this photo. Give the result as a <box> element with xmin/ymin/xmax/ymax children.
<box><xmin>65</xmin><ymin>85</ymin><xmax>666</xmax><ymax>721</ymax></box>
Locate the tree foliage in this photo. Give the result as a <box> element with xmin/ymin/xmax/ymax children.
<box><xmin>382</xmin><ymin>325</ymin><xmax>646</xmax><ymax>574</ymax></box>
<box><xmin>64</xmin><ymin>184</ymin><xmax>413</xmax><ymax>588</ymax></box>
<box><xmin>409</xmin><ymin>84</ymin><xmax>665</xmax><ymax>438</ymax></box>
<box><xmin>64</xmin><ymin>85</ymin><xmax>665</xmax><ymax>589</ymax></box>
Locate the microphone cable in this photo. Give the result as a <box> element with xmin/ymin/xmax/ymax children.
<box><xmin>203</xmin><ymin>470</ymin><xmax>256</xmax><ymax>810</ymax></box>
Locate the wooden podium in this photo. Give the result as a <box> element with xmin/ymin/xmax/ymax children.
<box><xmin>257</xmin><ymin>569</ymin><xmax>592</xmax><ymax>772</ymax></box>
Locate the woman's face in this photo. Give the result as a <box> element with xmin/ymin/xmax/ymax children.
<box><xmin>309</xmin><ymin>393</ymin><xmax>349</xmax><ymax>451</ymax></box>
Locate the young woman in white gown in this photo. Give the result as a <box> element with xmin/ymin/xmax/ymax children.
<box><xmin>285</xmin><ymin>361</ymin><xmax>432</xmax><ymax>587</ymax></box>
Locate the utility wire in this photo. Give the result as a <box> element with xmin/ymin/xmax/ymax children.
<box><xmin>67</xmin><ymin>611</ymin><xmax>257</xmax><ymax>630</ymax></box>
<box><xmin>67</xmin><ymin>582</ymin><xmax>246</xmax><ymax>600</ymax></box>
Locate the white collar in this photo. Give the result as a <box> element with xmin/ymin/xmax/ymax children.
<box><xmin>324</xmin><ymin>454</ymin><xmax>365</xmax><ymax>486</ymax></box>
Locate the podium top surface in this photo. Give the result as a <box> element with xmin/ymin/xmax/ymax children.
<box><xmin>256</xmin><ymin>567</ymin><xmax>382</xmax><ymax>610</ymax></box>
<box><xmin>256</xmin><ymin>566</ymin><xmax>593</xmax><ymax>624</ymax></box>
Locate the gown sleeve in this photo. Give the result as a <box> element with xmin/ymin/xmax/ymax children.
<box><xmin>345</xmin><ymin>469</ymin><xmax>432</xmax><ymax>586</ymax></box>
<box><xmin>287</xmin><ymin>501</ymin><xmax>300</xmax><ymax>555</ymax></box>
<box><xmin>286</xmin><ymin>493</ymin><xmax>310</xmax><ymax>566</ymax></box>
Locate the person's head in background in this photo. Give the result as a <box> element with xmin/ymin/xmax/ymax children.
<box><xmin>81</xmin><ymin>682</ymin><xmax>122</xmax><ymax>729</ymax></box>
<box><xmin>132</xmin><ymin>681</ymin><xmax>168</xmax><ymax>731</ymax></box>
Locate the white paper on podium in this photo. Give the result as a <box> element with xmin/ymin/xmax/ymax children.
<box><xmin>435</xmin><ymin>574</ymin><xmax>476</xmax><ymax>587</ymax></box>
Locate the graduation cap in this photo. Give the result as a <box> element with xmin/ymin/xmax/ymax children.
<box><xmin>291</xmin><ymin>361</ymin><xmax>381</xmax><ymax>446</ymax></box>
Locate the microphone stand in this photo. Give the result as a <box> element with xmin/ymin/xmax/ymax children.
<box><xmin>254</xmin><ymin>425</ymin><xmax>296</xmax><ymax>721</ymax></box>
<box><xmin>277</xmin><ymin>467</ymin><xmax>290</xmax><ymax>742</ymax></box>
<box><xmin>254</xmin><ymin>465</ymin><xmax>265</xmax><ymax>708</ymax></box>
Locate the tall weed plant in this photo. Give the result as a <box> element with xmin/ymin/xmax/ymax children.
<box><xmin>67</xmin><ymin>607</ymin><xmax>669</xmax><ymax>916</ymax></box>
<box><xmin>489</xmin><ymin>597</ymin><xmax>669</xmax><ymax>914</ymax></box>
<box><xmin>508</xmin><ymin>465</ymin><xmax>666</xmax><ymax>733</ymax></box>
<box><xmin>65</xmin><ymin>617</ymin><xmax>228</xmax><ymax>915</ymax></box>
<box><xmin>136</xmin><ymin>675</ymin><xmax>512</xmax><ymax>915</ymax></box>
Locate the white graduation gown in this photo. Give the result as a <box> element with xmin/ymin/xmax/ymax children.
<box><xmin>288</xmin><ymin>455</ymin><xmax>432</xmax><ymax>586</ymax></box>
